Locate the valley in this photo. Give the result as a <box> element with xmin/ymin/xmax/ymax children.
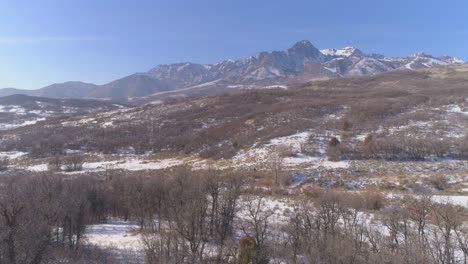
<box><xmin>1</xmin><ymin>46</ymin><xmax>467</xmax><ymax>264</ymax></box>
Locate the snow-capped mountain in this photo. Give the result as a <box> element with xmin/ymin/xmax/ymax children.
<box><xmin>317</xmin><ymin>47</ymin><xmax>464</xmax><ymax>77</ymax></box>
<box><xmin>141</xmin><ymin>40</ymin><xmax>465</xmax><ymax>92</ymax></box>
<box><xmin>146</xmin><ymin>40</ymin><xmax>329</xmax><ymax>85</ymax></box>
<box><xmin>401</xmin><ymin>52</ymin><xmax>451</xmax><ymax>70</ymax></box>
<box><xmin>0</xmin><ymin>40</ymin><xmax>464</xmax><ymax>100</ymax></box>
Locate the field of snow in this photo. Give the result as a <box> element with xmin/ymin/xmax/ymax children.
<box><xmin>85</xmin><ymin>219</ymin><xmax>145</xmax><ymax>262</ymax></box>
<box><xmin>80</xmin><ymin>158</ymin><xmax>184</xmax><ymax>172</ymax></box>
<box><xmin>85</xmin><ymin>220</ymin><xmax>142</xmax><ymax>251</ymax></box>
<box><xmin>0</xmin><ymin>151</ymin><xmax>27</xmax><ymax>160</ymax></box>
<box><xmin>433</xmin><ymin>195</ymin><xmax>468</xmax><ymax>208</ymax></box>
<box><xmin>27</xmin><ymin>163</ymin><xmax>48</xmax><ymax>172</ymax></box>
<box><xmin>25</xmin><ymin>158</ymin><xmax>185</xmax><ymax>173</ymax></box>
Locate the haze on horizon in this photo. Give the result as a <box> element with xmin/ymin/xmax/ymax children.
<box><xmin>1</xmin><ymin>0</ymin><xmax>467</xmax><ymax>89</ymax></box>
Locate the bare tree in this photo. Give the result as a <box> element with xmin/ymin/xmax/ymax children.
<box><xmin>0</xmin><ymin>174</ymin><xmax>56</xmax><ymax>264</ymax></box>
<box><xmin>239</xmin><ymin>195</ymin><xmax>273</xmax><ymax>264</ymax></box>
<box><xmin>404</xmin><ymin>193</ymin><xmax>433</xmax><ymax>241</ymax></box>
<box><xmin>47</xmin><ymin>155</ymin><xmax>62</xmax><ymax>172</ymax></box>
<box><xmin>430</xmin><ymin>203</ymin><xmax>465</xmax><ymax>264</ymax></box>
<box><xmin>267</xmin><ymin>144</ymin><xmax>291</xmax><ymax>186</ymax></box>
<box><xmin>63</xmin><ymin>154</ymin><xmax>85</xmax><ymax>172</ymax></box>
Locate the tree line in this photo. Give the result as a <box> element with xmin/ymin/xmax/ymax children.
<box><xmin>0</xmin><ymin>170</ymin><xmax>467</xmax><ymax>263</ymax></box>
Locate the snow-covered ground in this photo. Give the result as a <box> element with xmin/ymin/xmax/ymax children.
<box><xmin>85</xmin><ymin>220</ymin><xmax>142</xmax><ymax>251</ymax></box>
<box><xmin>237</xmin><ymin>196</ymin><xmax>294</xmax><ymax>226</ymax></box>
<box><xmin>26</xmin><ymin>158</ymin><xmax>185</xmax><ymax>173</ymax></box>
<box><xmin>27</xmin><ymin>163</ymin><xmax>49</xmax><ymax>172</ymax></box>
<box><xmin>61</xmin><ymin>117</ymin><xmax>97</xmax><ymax>127</ymax></box>
<box><xmin>433</xmin><ymin>195</ymin><xmax>468</xmax><ymax>208</ymax></box>
<box><xmin>78</xmin><ymin>158</ymin><xmax>184</xmax><ymax>172</ymax></box>
<box><xmin>0</xmin><ymin>117</ymin><xmax>46</xmax><ymax>130</ymax></box>
<box><xmin>0</xmin><ymin>151</ymin><xmax>27</xmax><ymax>160</ymax></box>
<box><xmin>389</xmin><ymin>192</ymin><xmax>468</xmax><ymax>208</ymax></box>
<box><xmin>232</xmin><ymin>130</ymin><xmax>348</xmax><ymax>170</ymax></box>
<box><xmin>261</xmin><ymin>85</ymin><xmax>288</xmax><ymax>90</ymax></box>
<box><xmin>0</xmin><ymin>105</ymin><xmax>26</xmax><ymax>114</ymax></box>
<box><xmin>20</xmin><ymin>130</ymin><xmax>352</xmax><ymax>174</ymax></box>
<box><xmin>446</xmin><ymin>104</ymin><xmax>468</xmax><ymax>115</ymax></box>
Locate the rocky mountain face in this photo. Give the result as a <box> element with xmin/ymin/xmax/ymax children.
<box><xmin>0</xmin><ymin>40</ymin><xmax>464</xmax><ymax>100</ymax></box>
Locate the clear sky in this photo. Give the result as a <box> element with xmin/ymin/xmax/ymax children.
<box><xmin>1</xmin><ymin>0</ymin><xmax>467</xmax><ymax>89</ymax></box>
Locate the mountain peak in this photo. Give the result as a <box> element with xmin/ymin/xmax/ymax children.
<box><xmin>287</xmin><ymin>40</ymin><xmax>323</xmax><ymax>61</ymax></box>
<box><xmin>292</xmin><ymin>40</ymin><xmax>314</xmax><ymax>47</ymax></box>
<box><xmin>411</xmin><ymin>51</ymin><xmax>432</xmax><ymax>58</ymax></box>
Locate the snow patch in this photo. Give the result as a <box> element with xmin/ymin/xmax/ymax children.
<box><xmin>321</xmin><ymin>47</ymin><xmax>362</xmax><ymax>57</ymax></box>
<box><xmin>27</xmin><ymin>163</ymin><xmax>48</xmax><ymax>172</ymax></box>
<box><xmin>85</xmin><ymin>220</ymin><xmax>142</xmax><ymax>251</ymax></box>
<box><xmin>324</xmin><ymin>66</ymin><xmax>337</xmax><ymax>73</ymax></box>
<box><xmin>24</xmin><ymin>158</ymin><xmax>184</xmax><ymax>173</ymax></box>
<box><xmin>0</xmin><ymin>151</ymin><xmax>27</xmax><ymax>160</ymax></box>
<box><xmin>0</xmin><ymin>118</ymin><xmax>46</xmax><ymax>131</ymax></box>
<box><xmin>432</xmin><ymin>195</ymin><xmax>468</xmax><ymax>208</ymax></box>
<box><xmin>261</xmin><ymin>85</ymin><xmax>288</xmax><ymax>89</ymax></box>
<box><xmin>446</xmin><ymin>104</ymin><xmax>468</xmax><ymax>115</ymax></box>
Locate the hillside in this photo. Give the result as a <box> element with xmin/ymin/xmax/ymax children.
<box><xmin>0</xmin><ymin>94</ymin><xmax>125</xmax><ymax>131</ymax></box>
<box><xmin>1</xmin><ymin>64</ymin><xmax>466</xmax><ymax>160</ymax></box>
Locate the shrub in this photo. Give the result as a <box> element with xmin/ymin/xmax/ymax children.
<box><xmin>427</xmin><ymin>175</ymin><xmax>449</xmax><ymax>191</ymax></box>
<box><xmin>238</xmin><ymin>236</ymin><xmax>256</xmax><ymax>264</ymax></box>
<box><xmin>361</xmin><ymin>190</ymin><xmax>386</xmax><ymax>211</ymax></box>
<box><xmin>327</xmin><ymin>137</ymin><xmax>342</xmax><ymax>161</ymax></box>
<box><xmin>0</xmin><ymin>158</ymin><xmax>8</xmax><ymax>171</ymax></box>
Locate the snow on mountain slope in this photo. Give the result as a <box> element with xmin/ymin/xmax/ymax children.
<box><xmin>439</xmin><ymin>55</ymin><xmax>465</xmax><ymax>64</ymax></box>
<box><xmin>402</xmin><ymin>53</ymin><xmax>451</xmax><ymax>70</ymax></box>
<box><xmin>320</xmin><ymin>46</ymin><xmax>364</xmax><ymax>57</ymax></box>
<box><xmin>347</xmin><ymin>57</ymin><xmax>394</xmax><ymax>76</ymax></box>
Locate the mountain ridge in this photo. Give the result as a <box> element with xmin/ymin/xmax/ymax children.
<box><xmin>0</xmin><ymin>40</ymin><xmax>464</xmax><ymax>100</ymax></box>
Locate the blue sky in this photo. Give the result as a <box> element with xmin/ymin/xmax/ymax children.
<box><xmin>1</xmin><ymin>0</ymin><xmax>467</xmax><ymax>89</ymax></box>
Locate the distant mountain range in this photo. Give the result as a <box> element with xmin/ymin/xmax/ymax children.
<box><xmin>0</xmin><ymin>82</ymin><xmax>98</xmax><ymax>99</ymax></box>
<box><xmin>1</xmin><ymin>40</ymin><xmax>464</xmax><ymax>100</ymax></box>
